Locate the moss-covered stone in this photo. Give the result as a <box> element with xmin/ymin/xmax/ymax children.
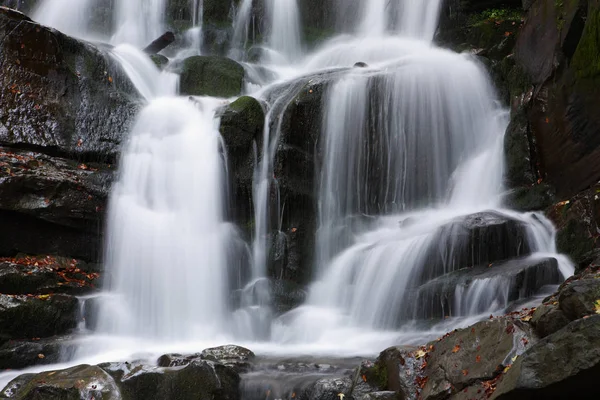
<box><xmin>179</xmin><ymin>56</ymin><xmax>244</xmax><ymax>97</ymax></box>
<box><xmin>571</xmin><ymin>7</ymin><xmax>600</xmax><ymax>81</ymax></box>
<box><xmin>556</xmin><ymin>219</ymin><xmax>596</xmax><ymax>264</ymax></box>
<box><xmin>150</xmin><ymin>54</ymin><xmax>169</xmax><ymax>69</ymax></box>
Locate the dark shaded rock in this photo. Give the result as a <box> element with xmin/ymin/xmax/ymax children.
<box><xmin>546</xmin><ymin>185</ymin><xmax>600</xmax><ymax>267</ymax></box>
<box><xmin>0</xmin><ymin>294</ymin><xmax>78</xmax><ymax>341</ymax></box>
<box><xmin>492</xmin><ymin>315</ymin><xmax>600</xmax><ymax>399</ymax></box>
<box><xmin>418</xmin><ymin>211</ymin><xmax>533</xmax><ymax>284</ymax></box>
<box><xmin>150</xmin><ymin>54</ymin><xmax>169</xmax><ymax>69</ymax></box>
<box><xmin>531</xmin><ymin>303</ymin><xmax>570</xmax><ymax>338</ymax></box>
<box><xmin>201</xmin><ymin>345</ymin><xmax>255</xmax><ymax>373</ymax></box>
<box><xmin>420</xmin><ymin>317</ymin><xmax>535</xmax><ymax>399</ymax></box>
<box><xmin>0</xmin><ymin>256</ymin><xmax>100</xmax><ymax>295</ymax></box>
<box><xmin>180</xmin><ymin>56</ymin><xmax>244</xmax><ymax>97</ymax></box>
<box><xmin>0</xmin><ymin>6</ymin><xmax>140</xmax><ymax>162</ymax></box>
<box><xmin>504</xmin><ymin>184</ymin><xmax>556</xmax><ymax>212</ymax></box>
<box><xmin>360</xmin><ymin>392</ymin><xmax>399</xmax><ymax>400</ymax></box>
<box><xmin>504</xmin><ymin>105</ymin><xmax>538</xmax><ymax>188</ymax></box>
<box><xmin>83</xmin><ymin>296</ymin><xmax>102</xmax><ymax>331</ymax></box>
<box><xmin>413</xmin><ymin>257</ymin><xmax>561</xmax><ymax>319</ymax></box>
<box><xmin>558</xmin><ymin>277</ymin><xmax>600</xmax><ymax>320</ymax></box>
<box><xmin>102</xmin><ymin>359</ymin><xmax>240</xmax><ymax>400</ymax></box>
<box><xmin>0</xmin><ymin>373</ymin><xmax>35</xmax><ymax>398</ymax></box>
<box><xmin>371</xmin><ymin>346</ymin><xmax>423</xmax><ymax>400</ymax></box>
<box><xmin>0</xmin><ymin>148</ymin><xmax>113</xmax><ymax>261</ymax></box>
<box><xmin>5</xmin><ymin>364</ymin><xmax>120</xmax><ymax>399</ymax></box>
<box><xmin>0</xmin><ymin>335</ymin><xmax>78</xmax><ymax>370</ymax></box>
<box><xmin>270</xmin><ymin>278</ymin><xmax>307</xmax><ymax>315</ymax></box>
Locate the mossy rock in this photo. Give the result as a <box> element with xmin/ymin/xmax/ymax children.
<box><xmin>150</xmin><ymin>54</ymin><xmax>169</xmax><ymax>69</ymax></box>
<box><xmin>557</xmin><ymin>218</ymin><xmax>597</xmax><ymax>264</ymax></box>
<box><xmin>504</xmin><ymin>184</ymin><xmax>556</xmax><ymax>212</ymax></box>
<box><xmin>220</xmin><ymin>96</ymin><xmax>264</xmax><ymax>152</ymax></box>
<box><xmin>180</xmin><ymin>56</ymin><xmax>244</xmax><ymax>97</ymax></box>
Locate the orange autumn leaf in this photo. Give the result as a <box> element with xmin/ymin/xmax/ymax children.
<box><xmin>452</xmin><ymin>345</ymin><xmax>461</xmax><ymax>353</ymax></box>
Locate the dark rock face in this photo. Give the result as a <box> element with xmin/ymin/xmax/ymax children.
<box><xmin>0</xmin><ymin>294</ymin><xmax>78</xmax><ymax>341</ymax></box>
<box><xmin>418</xmin><ymin>211</ymin><xmax>533</xmax><ymax>284</ymax></box>
<box><xmin>414</xmin><ymin>257</ymin><xmax>561</xmax><ymax>319</ymax></box>
<box><xmin>0</xmin><ymin>7</ymin><xmax>140</xmax><ymax>162</ymax></box>
<box><xmin>101</xmin><ymin>359</ymin><xmax>241</xmax><ymax>400</ymax></box>
<box><xmin>420</xmin><ymin>317</ymin><xmax>535</xmax><ymax>399</ymax></box>
<box><xmin>530</xmin><ymin>303</ymin><xmax>570</xmax><ymax>338</ymax></box>
<box><xmin>180</xmin><ymin>56</ymin><xmax>244</xmax><ymax>97</ymax></box>
<box><xmin>0</xmin><ymin>335</ymin><xmax>78</xmax><ymax>370</ymax></box>
<box><xmin>157</xmin><ymin>345</ymin><xmax>255</xmax><ymax>373</ymax></box>
<box><xmin>3</xmin><ymin>364</ymin><xmax>121</xmax><ymax>400</ymax></box>
<box><xmin>493</xmin><ymin>315</ymin><xmax>600</xmax><ymax>399</ymax></box>
<box><xmin>513</xmin><ymin>0</ymin><xmax>600</xmax><ymax>199</ymax></box>
<box><xmin>546</xmin><ymin>184</ymin><xmax>600</xmax><ymax>268</ymax></box>
<box><xmin>0</xmin><ymin>148</ymin><xmax>113</xmax><ymax>260</ymax></box>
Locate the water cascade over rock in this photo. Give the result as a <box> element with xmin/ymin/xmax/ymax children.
<box><xmin>0</xmin><ymin>0</ymin><xmax>579</xmax><ymax>395</ymax></box>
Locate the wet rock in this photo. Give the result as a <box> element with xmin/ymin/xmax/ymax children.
<box><xmin>83</xmin><ymin>296</ymin><xmax>102</xmax><ymax>331</ymax></box>
<box><xmin>558</xmin><ymin>277</ymin><xmax>600</xmax><ymax>320</ymax></box>
<box><xmin>180</xmin><ymin>56</ymin><xmax>244</xmax><ymax>97</ymax></box>
<box><xmin>504</xmin><ymin>184</ymin><xmax>556</xmax><ymax>212</ymax></box>
<box><xmin>546</xmin><ymin>185</ymin><xmax>600</xmax><ymax>267</ymax></box>
<box><xmin>0</xmin><ymin>373</ymin><xmax>35</xmax><ymax>398</ymax></box>
<box><xmin>150</xmin><ymin>54</ymin><xmax>169</xmax><ymax>69</ymax></box>
<box><xmin>504</xmin><ymin>106</ymin><xmax>538</xmax><ymax>188</ymax></box>
<box><xmin>303</xmin><ymin>376</ymin><xmax>355</xmax><ymax>400</ymax></box>
<box><xmin>5</xmin><ymin>364</ymin><xmax>121</xmax><ymax>399</ymax></box>
<box><xmin>0</xmin><ymin>148</ymin><xmax>112</xmax><ymax>261</ymax></box>
<box><xmin>371</xmin><ymin>346</ymin><xmax>423</xmax><ymax>400</ymax></box>
<box><xmin>0</xmin><ymin>334</ymin><xmax>78</xmax><ymax>370</ymax></box>
<box><xmin>419</xmin><ymin>211</ymin><xmax>533</xmax><ymax>283</ymax></box>
<box><xmin>414</xmin><ymin>257</ymin><xmax>560</xmax><ymax>319</ymax></box>
<box><xmin>420</xmin><ymin>317</ymin><xmax>535</xmax><ymax>399</ymax></box>
<box><xmin>0</xmin><ymin>255</ymin><xmax>101</xmax><ymax>295</ymax></box>
<box><xmin>102</xmin><ymin>359</ymin><xmax>240</xmax><ymax>400</ymax></box>
<box><xmin>492</xmin><ymin>315</ymin><xmax>600</xmax><ymax>399</ymax></box>
<box><xmin>201</xmin><ymin>345</ymin><xmax>255</xmax><ymax>372</ymax></box>
<box><xmin>530</xmin><ymin>303</ymin><xmax>570</xmax><ymax>338</ymax></box>
<box><xmin>0</xmin><ymin>7</ymin><xmax>140</xmax><ymax>162</ymax></box>
<box><xmin>0</xmin><ymin>294</ymin><xmax>78</xmax><ymax>341</ymax></box>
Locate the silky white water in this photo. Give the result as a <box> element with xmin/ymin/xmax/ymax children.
<box><xmin>0</xmin><ymin>0</ymin><xmax>576</xmax><ymax>389</ymax></box>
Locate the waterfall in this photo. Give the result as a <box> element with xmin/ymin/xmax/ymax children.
<box><xmin>32</xmin><ymin>0</ymin><xmax>95</xmax><ymax>39</ymax></box>
<box><xmin>265</xmin><ymin>0</ymin><xmax>303</xmax><ymax>64</ymax></box>
<box><xmin>111</xmin><ymin>0</ymin><xmax>167</xmax><ymax>47</ymax></box>
<box><xmin>0</xmin><ymin>0</ymin><xmax>576</xmax><ymax>382</ymax></box>
<box><xmin>92</xmin><ymin>44</ymin><xmax>242</xmax><ymax>341</ymax></box>
<box><xmin>229</xmin><ymin>0</ymin><xmax>253</xmax><ymax>61</ymax></box>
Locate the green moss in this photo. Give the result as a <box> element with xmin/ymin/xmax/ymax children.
<box><xmin>557</xmin><ymin>219</ymin><xmax>597</xmax><ymax>263</ymax></box>
<box><xmin>467</xmin><ymin>8</ymin><xmax>523</xmax><ymax>26</ymax></box>
<box><xmin>304</xmin><ymin>27</ymin><xmax>335</xmax><ymax>49</ymax></box>
<box><xmin>572</xmin><ymin>8</ymin><xmax>600</xmax><ymax>80</ymax></box>
<box><xmin>180</xmin><ymin>56</ymin><xmax>244</xmax><ymax>97</ymax></box>
<box><xmin>150</xmin><ymin>54</ymin><xmax>169</xmax><ymax>69</ymax></box>
<box><xmin>372</xmin><ymin>362</ymin><xmax>388</xmax><ymax>390</ymax></box>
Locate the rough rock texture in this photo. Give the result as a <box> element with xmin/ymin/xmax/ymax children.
<box><xmin>420</xmin><ymin>317</ymin><xmax>535</xmax><ymax>399</ymax></box>
<box><xmin>3</xmin><ymin>365</ymin><xmax>121</xmax><ymax>400</ymax></box>
<box><xmin>158</xmin><ymin>345</ymin><xmax>255</xmax><ymax>373</ymax></box>
<box><xmin>492</xmin><ymin>315</ymin><xmax>600</xmax><ymax>399</ymax></box>
<box><xmin>418</xmin><ymin>211</ymin><xmax>533</xmax><ymax>284</ymax></box>
<box><xmin>0</xmin><ymin>7</ymin><xmax>140</xmax><ymax>161</ymax></box>
<box><xmin>101</xmin><ymin>359</ymin><xmax>240</xmax><ymax>400</ymax></box>
<box><xmin>0</xmin><ymin>335</ymin><xmax>78</xmax><ymax>370</ymax></box>
<box><xmin>0</xmin><ymin>293</ymin><xmax>78</xmax><ymax>341</ymax></box>
<box><xmin>180</xmin><ymin>56</ymin><xmax>244</xmax><ymax>97</ymax></box>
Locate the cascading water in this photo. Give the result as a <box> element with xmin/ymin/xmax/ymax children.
<box><xmin>0</xmin><ymin>0</ymin><xmax>576</xmax><ymax>389</ymax></box>
<box><xmin>264</xmin><ymin>0</ymin><xmax>303</xmax><ymax>64</ymax></box>
<box><xmin>33</xmin><ymin>0</ymin><xmax>94</xmax><ymax>39</ymax></box>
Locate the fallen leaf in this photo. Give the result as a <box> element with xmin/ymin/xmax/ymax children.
<box><xmin>462</xmin><ymin>369</ymin><xmax>469</xmax><ymax>376</ymax></box>
<box><xmin>594</xmin><ymin>299</ymin><xmax>600</xmax><ymax>314</ymax></box>
<box><xmin>476</xmin><ymin>355</ymin><xmax>481</xmax><ymax>363</ymax></box>
<box><xmin>37</xmin><ymin>354</ymin><xmax>45</xmax><ymax>359</ymax></box>
<box><xmin>415</xmin><ymin>349</ymin><xmax>427</xmax><ymax>359</ymax></box>
<box><xmin>452</xmin><ymin>345</ymin><xmax>461</xmax><ymax>353</ymax></box>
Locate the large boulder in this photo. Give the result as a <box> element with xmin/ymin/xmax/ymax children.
<box><xmin>0</xmin><ymin>255</ymin><xmax>100</xmax><ymax>295</ymax></box>
<box><xmin>0</xmin><ymin>334</ymin><xmax>78</xmax><ymax>370</ymax></box>
<box><xmin>419</xmin><ymin>317</ymin><xmax>535</xmax><ymax>399</ymax></box>
<box><xmin>157</xmin><ymin>345</ymin><xmax>255</xmax><ymax>373</ymax></box>
<box><xmin>0</xmin><ymin>148</ymin><xmax>112</xmax><ymax>261</ymax></box>
<box><xmin>0</xmin><ymin>294</ymin><xmax>78</xmax><ymax>341</ymax></box>
<box><xmin>101</xmin><ymin>359</ymin><xmax>240</xmax><ymax>400</ymax></box>
<box><xmin>512</xmin><ymin>0</ymin><xmax>600</xmax><ymax>199</ymax></box>
<box><xmin>413</xmin><ymin>257</ymin><xmax>561</xmax><ymax>319</ymax></box>
<box><xmin>492</xmin><ymin>315</ymin><xmax>600</xmax><ymax>399</ymax></box>
<box><xmin>417</xmin><ymin>211</ymin><xmax>533</xmax><ymax>284</ymax></box>
<box><xmin>180</xmin><ymin>56</ymin><xmax>244</xmax><ymax>97</ymax></box>
<box><xmin>3</xmin><ymin>364</ymin><xmax>121</xmax><ymax>400</ymax></box>
<box><xmin>0</xmin><ymin>7</ymin><xmax>140</xmax><ymax>162</ymax></box>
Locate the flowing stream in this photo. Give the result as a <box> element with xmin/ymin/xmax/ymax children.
<box><xmin>0</xmin><ymin>0</ymin><xmax>575</xmax><ymax>390</ymax></box>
